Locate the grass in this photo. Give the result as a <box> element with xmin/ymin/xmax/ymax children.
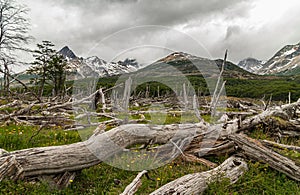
<box><xmin>0</xmin><ymin>125</ymin><xmax>81</xmax><ymax>151</ymax></box>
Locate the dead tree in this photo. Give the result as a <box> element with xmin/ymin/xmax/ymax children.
<box><xmin>183</xmin><ymin>83</ymin><xmax>188</xmax><ymax>111</ymax></box>
<box><xmin>150</xmin><ymin>156</ymin><xmax>247</xmax><ymax>194</ymax></box>
<box><xmin>211</xmin><ymin>50</ymin><xmax>227</xmax><ymax>116</ymax></box>
<box><xmin>0</xmin><ymin>0</ymin><xmax>32</xmax><ymax>94</ymax></box>
<box><xmin>0</xmin><ymin>68</ymin><xmax>41</xmax><ymax>101</ymax></box>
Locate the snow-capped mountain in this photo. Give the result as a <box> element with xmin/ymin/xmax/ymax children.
<box><xmin>238</xmin><ymin>42</ymin><xmax>300</xmax><ymax>75</ymax></box>
<box><xmin>59</xmin><ymin>46</ymin><xmax>78</xmax><ymax>60</ymax></box>
<box><xmin>58</xmin><ymin>46</ymin><xmax>139</xmax><ymax>78</ymax></box>
<box><xmin>260</xmin><ymin>43</ymin><xmax>300</xmax><ymax>74</ymax></box>
<box><xmin>237</xmin><ymin>58</ymin><xmax>265</xmax><ymax>74</ymax></box>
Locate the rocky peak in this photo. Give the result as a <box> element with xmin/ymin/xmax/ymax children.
<box><xmin>59</xmin><ymin>46</ymin><xmax>78</xmax><ymax>60</ymax></box>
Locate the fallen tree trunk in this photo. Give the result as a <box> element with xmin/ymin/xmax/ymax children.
<box><xmin>0</xmin><ymin>123</ymin><xmax>206</xmax><ymax>179</ymax></box>
<box><xmin>121</xmin><ymin>170</ymin><xmax>148</xmax><ymax>195</ymax></box>
<box><xmin>150</xmin><ymin>156</ymin><xmax>247</xmax><ymax>195</ymax></box>
<box><xmin>261</xmin><ymin>139</ymin><xmax>300</xmax><ymax>152</ymax></box>
<box><xmin>235</xmin><ymin>99</ymin><xmax>300</xmax><ymax>133</ymax></box>
<box><xmin>229</xmin><ymin>134</ymin><xmax>300</xmax><ymax>181</ymax></box>
<box><xmin>0</xmin><ymin>156</ymin><xmax>23</xmax><ymax>182</ymax></box>
<box><xmin>0</xmin><ymin>100</ymin><xmax>21</xmax><ymax>110</ymax></box>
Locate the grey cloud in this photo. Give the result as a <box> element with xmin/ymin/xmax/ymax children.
<box><xmin>225</xmin><ymin>25</ymin><xmax>241</xmax><ymax>40</ymax></box>
<box><xmin>45</xmin><ymin>0</ymin><xmax>252</xmax><ymax>57</ymax></box>
<box><xmin>17</xmin><ymin>0</ymin><xmax>300</xmax><ymax>66</ymax></box>
<box><xmin>55</xmin><ymin>0</ymin><xmax>250</xmax><ymax>26</ymax></box>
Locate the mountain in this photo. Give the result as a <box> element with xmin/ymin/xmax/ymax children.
<box><xmin>59</xmin><ymin>46</ymin><xmax>78</xmax><ymax>60</ymax></box>
<box><xmin>58</xmin><ymin>47</ymin><xmax>139</xmax><ymax>78</ymax></box>
<box><xmin>237</xmin><ymin>58</ymin><xmax>265</xmax><ymax>74</ymax></box>
<box><xmin>139</xmin><ymin>52</ymin><xmax>256</xmax><ymax>79</ymax></box>
<box><xmin>260</xmin><ymin>43</ymin><xmax>300</xmax><ymax>75</ymax></box>
<box><xmin>238</xmin><ymin>42</ymin><xmax>300</xmax><ymax>75</ymax></box>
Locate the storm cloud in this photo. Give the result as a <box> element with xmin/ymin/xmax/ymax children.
<box><xmin>18</xmin><ymin>0</ymin><xmax>300</xmax><ymax>65</ymax></box>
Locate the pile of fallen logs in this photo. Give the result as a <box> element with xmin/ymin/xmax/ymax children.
<box><xmin>0</xmin><ymin>96</ymin><xmax>299</xmax><ymax>193</ymax></box>
<box><xmin>0</xmin><ymin>98</ymin><xmax>74</xmax><ymax>127</ymax></box>
<box><xmin>0</xmin><ymin>89</ymin><xmax>265</xmax><ymax>131</ymax></box>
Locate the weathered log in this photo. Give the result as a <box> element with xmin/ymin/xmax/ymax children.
<box><xmin>0</xmin><ymin>149</ymin><xmax>8</xmax><ymax>156</ymax></box>
<box><xmin>150</xmin><ymin>156</ymin><xmax>247</xmax><ymax>195</ymax></box>
<box><xmin>46</xmin><ymin>89</ymin><xmax>101</xmax><ymax>111</ymax></box>
<box><xmin>0</xmin><ymin>100</ymin><xmax>21</xmax><ymax>110</ymax></box>
<box><xmin>38</xmin><ymin>171</ymin><xmax>76</xmax><ymax>190</ymax></box>
<box><xmin>0</xmin><ymin>101</ymin><xmax>37</xmax><ymax>121</ymax></box>
<box><xmin>235</xmin><ymin>99</ymin><xmax>300</xmax><ymax>134</ymax></box>
<box><xmin>282</xmin><ymin>98</ymin><xmax>300</xmax><ymax>118</ymax></box>
<box><xmin>229</xmin><ymin>134</ymin><xmax>300</xmax><ymax>181</ymax></box>
<box><xmin>189</xmin><ymin>140</ymin><xmax>236</xmax><ymax>157</ymax></box>
<box><xmin>0</xmin><ymin>155</ymin><xmax>24</xmax><ymax>181</ymax></box>
<box><xmin>182</xmin><ymin>153</ymin><xmax>217</xmax><ymax>168</ymax></box>
<box><xmin>121</xmin><ymin>170</ymin><xmax>148</xmax><ymax>195</ymax></box>
<box><xmin>55</xmin><ymin>171</ymin><xmax>76</xmax><ymax>189</ymax></box>
<box><xmin>261</xmin><ymin>139</ymin><xmax>300</xmax><ymax>153</ymax></box>
<box><xmin>0</xmin><ymin>123</ymin><xmax>206</xmax><ymax>179</ymax></box>
<box><xmin>2</xmin><ymin>98</ymin><xmax>297</xmax><ymax>179</ymax></box>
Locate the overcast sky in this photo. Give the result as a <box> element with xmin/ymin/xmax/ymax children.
<box><xmin>18</xmin><ymin>0</ymin><xmax>300</xmax><ymax>65</ymax></box>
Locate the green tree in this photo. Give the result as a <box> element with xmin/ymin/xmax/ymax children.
<box><xmin>28</xmin><ymin>41</ymin><xmax>56</xmax><ymax>97</ymax></box>
<box><xmin>47</xmin><ymin>54</ymin><xmax>68</xmax><ymax>98</ymax></box>
<box><xmin>28</xmin><ymin>41</ymin><xmax>69</xmax><ymax>99</ymax></box>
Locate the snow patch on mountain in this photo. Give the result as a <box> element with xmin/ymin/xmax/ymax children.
<box><xmin>238</xmin><ymin>42</ymin><xmax>300</xmax><ymax>75</ymax></box>
<box><xmin>58</xmin><ymin>47</ymin><xmax>139</xmax><ymax>79</ymax></box>
<box><xmin>237</xmin><ymin>58</ymin><xmax>264</xmax><ymax>74</ymax></box>
<box><xmin>260</xmin><ymin>43</ymin><xmax>300</xmax><ymax>74</ymax></box>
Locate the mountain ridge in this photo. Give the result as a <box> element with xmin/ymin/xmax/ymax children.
<box><xmin>58</xmin><ymin>46</ymin><xmax>140</xmax><ymax>78</ymax></box>
<box><xmin>238</xmin><ymin>42</ymin><xmax>300</xmax><ymax>75</ymax></box>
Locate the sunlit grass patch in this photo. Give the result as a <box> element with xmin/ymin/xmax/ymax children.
<box><xmin>0</xmin><ymin>124</ymin><xmax>81</xmax><ymax>151</ymax></box>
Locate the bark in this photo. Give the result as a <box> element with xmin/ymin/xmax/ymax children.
<box><xmin>182</xmin><ymin>153</ymin><xmax>218</xmax><ymax>168</ymax></box>
<box><xmin>261</xmin><ymin>139</ymin><xmax>300</xmax><ymax>152</ymax></box>
<box><xmin>0</xmin><ymin>100</ymin><xmax>20</xmax><ymax>110</ymax></box>
<box><xmin>229</xmin><ymin>134</ymin><xmax>300</xmax><ymax>181</ymax></box>
<box><xmin>150</xmin><ymin>156</ymin><xmax>247</xmax><ymax>195</ymax></box>
<box><xmin>0</xmin><ymin>123</ymin><xmax>205</xmax><ymax>179</ymax></box>
<box><xmin>121</xmin><ymin>170</ymin><xmax>148</xmax><ymax>195</ymax></box>
<box><xmin>0</xmin><ymin>155</ymin><xmax>24</xmax><ymax>181</ymax></box>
